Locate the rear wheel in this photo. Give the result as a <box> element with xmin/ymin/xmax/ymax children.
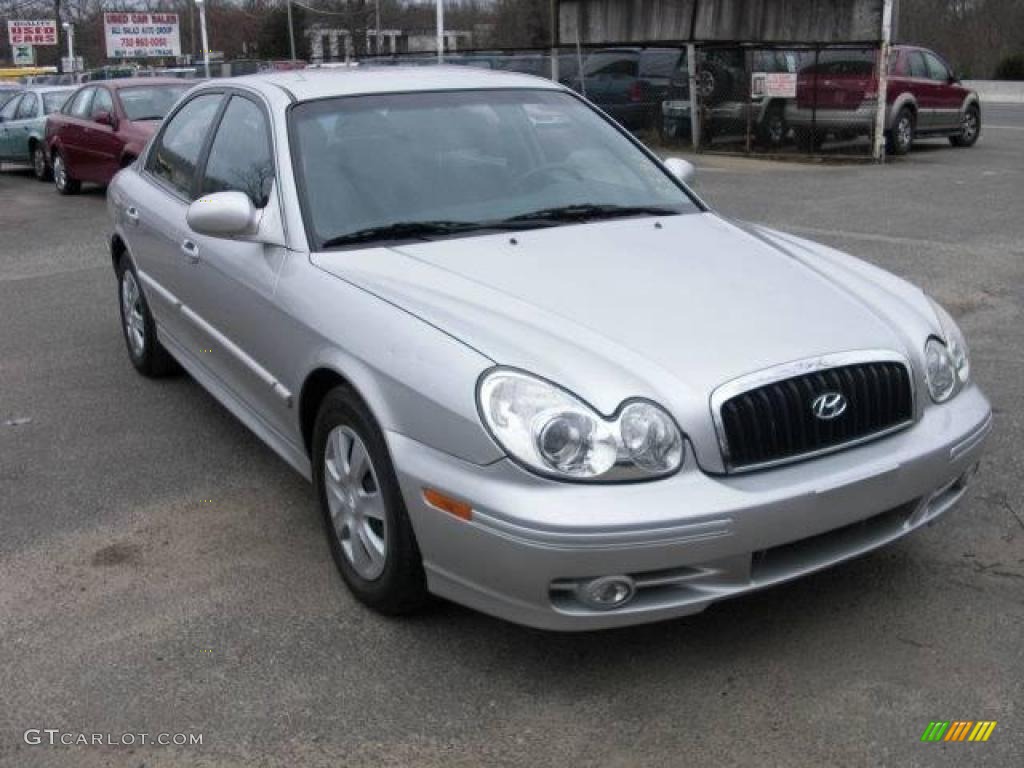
<box><xmin>313</xmin><ymin>385</ymin><xmax>428</xmax><ymax>615</ymax></box>
<box><xmin>32</xmin><ymin>143</ymin><xmax>50</xmax><ymax>181</ymax></box>
<box><xmin>52</xmin><ymin>150</ymin><xmax>80</xmax><ymax>195</ymax></box>
<box><xmin>887</xmin><ymin>108</ymin><xmax>914</xmax><ymax>155</ymax></box>
<box><xmin>758</xmin><ymin>103</ymin><xmax>787</xmax><ymax>148</ymax></box>
<box><xmin>117</xmin><ymin>254</ymin><xmax>178</xmax><ymax>377</ymax></box>
<box><xmin>950</xmin><ymin>104</ymin><xmax>980</xmax><ymax>147</ymax></box>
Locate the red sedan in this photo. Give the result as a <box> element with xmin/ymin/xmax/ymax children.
<box><xmin>45</xmin><ymin>78</ymin><xmax>190</xmax><ymax>194</ymax></box>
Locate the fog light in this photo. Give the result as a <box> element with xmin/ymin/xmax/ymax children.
<box><xmin>578</xmin><ymin>575</ymin><xmax>636</xmax><ymax>610</ymax></box>
<box><xmin>957</xmin><ymin>461</ymin><xmax>981</xmax><ymax>489</ymax></box>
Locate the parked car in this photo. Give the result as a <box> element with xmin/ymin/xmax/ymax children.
<box><xmin>108</xmin><ymin>68</ymin><xmax>990</xmax><ymax>631</ymax></box>
<box><xmin>787</xmin><ymin>45</ymin><xmax>981</xmax><ymax>154</ymax></box>
<box><xmin>46</xmin><ymin>78</ymin><xmax>189</xmax><ymax>193</ymax></box>
<box><xmin>0</xmin><ymin>86</ymin><xmax>75</xmax><ymax>179</ymax></box>
<box><xmin>575</xmin><ymin>47</ymin><xmax>685</xmax><ymax>131</ymax></box>
<box><xmin>662</xmin><ymin>49</ymin><xmax>808</xmax><ymax>147</ymax></box>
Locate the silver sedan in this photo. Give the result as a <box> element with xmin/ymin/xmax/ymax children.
<box><xmin>107</xmin><ymin>67</ymin><xmax>991</xmax><ymax>630</ymax></box>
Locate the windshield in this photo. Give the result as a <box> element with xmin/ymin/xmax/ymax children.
<box><xmin>291</xmin><ymin>89</ymin><xmax>696</xmax><ymax>249</ymax></box>
<box><xmin>118</xmin><ymin>85</ymin><xmax>188</xmax><ymax>121</ymax></box>
<box><xmin>42</xmin><ymin>90</ymin><xmax>73</xmax><ymax>114</ymax></box>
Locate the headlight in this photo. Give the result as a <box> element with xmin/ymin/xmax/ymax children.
<box><xmin>478</xmin><ymin>369</ymin><xmax>685</xmax><ymax>481</ymax></box>
<box><xmin>926</xmin><ymin>298</ymin><xmax>971</xmax><ymax>403</ymax></box>
<box><xmin>924</xmin><ymin>338</ymin><xmax>956</xmax><ymax>402</ymax></box>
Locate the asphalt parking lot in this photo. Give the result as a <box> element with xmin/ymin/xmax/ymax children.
<box><xmin>1</xmin><ymin>107</ymin><xmax>1022</xmax><ymax>768</ymax></box>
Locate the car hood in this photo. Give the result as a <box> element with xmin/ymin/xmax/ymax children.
<box><xmin>312</xmin><ymin>212</ymin><xmax>938</xmax><ymax>471</ymax></box>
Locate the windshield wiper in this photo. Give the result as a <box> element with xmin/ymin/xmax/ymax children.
<box><xmin>321</xmin><ymin>220</ymin><xmax>483</xmax><ymax>248</ymax></box>
<box><xmin>501</xmin><ymin>204</ymin><xmax>681</xmax><ymax>225</ymax></box>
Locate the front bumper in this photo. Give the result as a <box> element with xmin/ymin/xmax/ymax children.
<box><xmin>390</xmin><ymin>385</ymin><xmax>991</xmax><ymax>631</ymax></box>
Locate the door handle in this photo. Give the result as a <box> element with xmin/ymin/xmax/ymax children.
<box><xmin>180</xmin><ymin>239</ymin><xmax>201</xmax><ymax>264</ymax></box>
<box><xmin>125</xmin><ymin>206</ymin><xmax>140</xmax><ymax>225</ymax></box>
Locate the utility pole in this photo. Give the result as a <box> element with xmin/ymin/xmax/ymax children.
<box><xmin>195</xmin><ymin>0</ymin><xmax>210</xmax><ymax>78</ymax></box>
<box><xmin>549</xmin><ymin>0</ymin><xmax>558</xmax><ymax>81</ymax></box>
<box><xmin>436</xmin><ymin>0</ymin><xmax>444</xmax><ymax>64</ymax></box>
<box><xmin>872</xmin><ymin>0</ymin><xmax>894</xmax><ymax>162</ymax></box>
<box><xmin>375</xmin><ymin>0</ymin><xmax>381</xmax><ymax>55</ymax></box>
<box><xmin>286</xmin><ymin>0</ymin><xmax>297</xmax><ymax>60</ymax></box>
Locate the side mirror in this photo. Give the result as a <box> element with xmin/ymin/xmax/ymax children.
<box><xmin>94</xmin><ymin>110</ymin><xmax>117</xmax><ymax>129</ymax></box>
<box><xmin>663</xmin><ymin>156</ymin><xmax>696</xmax><ymax>185</ymax></box>
<box><xmin>187</xmin><ymin>191</ymin><xmax>258</xmax><ymax>238</ymax></box>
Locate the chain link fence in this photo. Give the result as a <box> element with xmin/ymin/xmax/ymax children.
<box><xmin>358</xmin><ymin>43</ymin><xmax>887</xmax><ymax>159</ymax></box>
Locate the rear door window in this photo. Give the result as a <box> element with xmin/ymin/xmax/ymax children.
<box><xmin>923</xmin><ymin>52</ymin><xmax>951</xmax><ymax>82</ymax></box>
<box><xmin>146</xmin><ymin>93</ymin><xmax>223</xmax><ymax>199</ymax></box>
<box><xmin>67</xmin><ymin>88</ymin><xmax>95</xmax><ymax>118</ymax></box>
<box><xmin>15</xmin><ymin>92</ymin><xmax>38</xmax><ymax>119</ymax></box>
<box><xmin>90</xmin><ymin>88</ymin><xmax>113</xmax><ymax>118</ymax></box>
<box><xmin>0</xmin><ymin>96</ymin><xmax>21</xmax><ymax>122</ymax></box>
<box><xmin>907</xmin><ymin>51</ymin><xmax>928</xmax><ymax>79</ymax></box>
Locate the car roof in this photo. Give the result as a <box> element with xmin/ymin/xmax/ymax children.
<box><xmin>208</xmin><ymin>66</ymin><xmax>564</xmax><ymax>102</ymax></box>
<box><xmin>91</xmin><ymin>77</ymin><xmax>191</xmax><ymax>90</ymax></box>
<box><xmin>25</xmin><ymin>85</ymin><xmax>76</xmax><ymax>94</ymax></box>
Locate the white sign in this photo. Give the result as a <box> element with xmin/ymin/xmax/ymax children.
<box><xmin>104</xmin><ymin>12</ymin><xmax>181</xmax><ymax>58</ymax></box>
<box><xmin>751</xmin><ymin>72</ymin><xmax>798</xmax><ymax>99</ymax></box>
<box><xmin>61</xmin><ymin>55</ymin><xmax>84</xmax><ymax>72</ymax></box>
<box><xmin>8</xmin><ymin>20</ymin><xmax>58</xmax><ymax>46</ymax></box>
<box><xmin>13</xmin><ymin>44</ymin><xmax>35</xmax><ymax>66</ymax></box>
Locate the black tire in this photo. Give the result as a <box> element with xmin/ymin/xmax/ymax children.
<box><xmin>52</xmin><ymin>149</ymin><xmax>81</xmax><ymax>194</ymax></box>
<box><xmin>312</xmin><ymin>385</ymin><xmax>428</xmax><ymax>615</ymax></box>
<box><xmin>31</xmin><ymin>142</ymin><xmax>50</xmax><ymax>181</ymax></box>
<box><xmin>757</xmin><ymin>103</ymin><xmax>788</xmax><ymax>148</ymax></box>
<box><xmin>887</xmin><ymin>107</ymin><xmax>914</xmax><ymax>156</ymax></box>
<box><xmin>950</xmin><ymin>104</ymin><xmax>980</xmax><ymax>147</ymax></box>
<box><xmin>116</xmin><ymin>253</ymin><xmax>178</xmax><ymax>377</ymax></box>
<box><xmin>794</xmin><ymin>126</ymin><xmax>823</xmax><ymax>153</ymax></box>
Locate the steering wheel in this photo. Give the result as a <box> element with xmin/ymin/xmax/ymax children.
<box><xmin>515</xmin><ymin>162</ymin><xmax>584</xmax><ymax>190</ymax></box>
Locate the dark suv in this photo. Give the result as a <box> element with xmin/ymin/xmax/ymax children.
<box><xmin>787</xmin><ymin>45</ymin><xmax>981</xmax><ymax>154</ymax></box>
<box><xmin>662</xmin><ymin>49</ymin><xmax>807</xmax><ymax>146</ymax></box>
<box><xmin>574</xmin><ymin>48</ymin><xmax>685</xmax><ymax>131</ymax></box>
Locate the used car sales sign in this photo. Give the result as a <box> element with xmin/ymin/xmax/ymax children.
<box><xmin>104</xmin><ymin>13</ymin><xmax>181</xmax><ymax>58</ymax></box>
<box><xmin>8</xmin><ymin>20</ymin><xmax>58</xmax><ymax>46</ymax></box>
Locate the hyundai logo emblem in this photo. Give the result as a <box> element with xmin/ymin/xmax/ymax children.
<box><xmin>811</xmin><ymin>392</ymin><xmax>848</xmax><ymax>420</ymax></box>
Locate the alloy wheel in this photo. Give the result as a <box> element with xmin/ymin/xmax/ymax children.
<box><xmin>897</xmin><ymin>116</ymin><xmax>912</xmax><ymax>150</ymax></box>
<box><xmin>33</xmin><ymin>147</ymin><xmax>46</xmax><ymax>178</ymax></box>
<box><xmin>53</xmin><ymin>154</ymin><xmax>66</xmax><ymax>191</ymax></box>
<box><xmin>120</xmin><ymin>270</ymin><xmax>146</xmax><ymax>358</ymax></box>
<box><xmin>324</xmin><ymin>426</ymin><xmax>388</xmax><ymax>581</ymax></box>
<box><xmin>962</xmin><ymin>110</ymin><xmax>978</xmax><ymax>143</ymax></box>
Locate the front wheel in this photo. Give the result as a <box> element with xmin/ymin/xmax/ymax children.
<box><xmin>52</xmin><ymin>150</ymin><xmax>81</xmax><ymax>195</ymax></box>
<box><xmin>313</xmin><ymin>385</ymin><xmax>428</xmax><ymax>616</ymax></box>
<box><xmin>950</xmin><ymin>104</ymin><xmax>980</xmax><ymax>147</ymax></box>
<box><xmin>32</xmin><ymin>144</ymin><xmax>50</xmax><ymax>181</ymax></box>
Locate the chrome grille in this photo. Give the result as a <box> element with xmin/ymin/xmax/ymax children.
<box><xmin>713</xmin><ymin>353</ymin><xmax>915</xmax><ymax>472</ymax></box>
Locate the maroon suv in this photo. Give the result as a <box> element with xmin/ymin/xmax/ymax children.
<box><xmin>45</xmin><ymin>78</ymin><xmax>189</xmax><ymax>193</ymax></box>
<box><xmin>786</xmin><ymin>45</ymin><xmax>981</xmax><ymax>154</ymax></box>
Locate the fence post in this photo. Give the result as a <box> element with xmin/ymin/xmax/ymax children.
<box><xmin>872</xmin><ymin>0</ymin><xmax>895</xmax><ymax>162</ymax></box>
<box><xmin>687</xmin><ymin>42</ymin><xmax>700</xmax><ymax>150</ymax></box>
